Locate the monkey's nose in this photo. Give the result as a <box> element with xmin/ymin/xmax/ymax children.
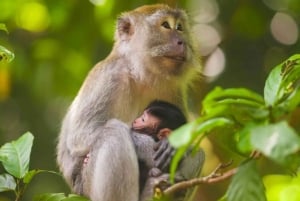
<box><xmin>177</xmin><ymin>40</ymin><xmax>184</xmax><ymax>45</ymax></box>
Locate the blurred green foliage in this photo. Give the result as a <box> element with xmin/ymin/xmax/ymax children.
<box><xmin>0</xmin><ymin>0</ymin><xmax>299</xmax><ymax>201</ymax></box>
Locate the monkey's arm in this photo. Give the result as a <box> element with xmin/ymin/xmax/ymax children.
<box><xmin>131</xmin><ymin>133</ymin><xmax>176</xmax><ymax>170</ymax></box>
<box><xmin>131</xmin><ymin>132</ymin><xmax>155</xmax><ymax>167</ymax></box>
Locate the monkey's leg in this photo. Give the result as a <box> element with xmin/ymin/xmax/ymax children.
<box><xmin>83</xmin><ymin>119</ymin><xmax>139</xmax><ymax>201</ymax></box>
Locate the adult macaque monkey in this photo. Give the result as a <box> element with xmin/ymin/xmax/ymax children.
<box><xmin>57</xmin><ymin>4</ymin><xmax>201</xmax><ymax>201</ymax></box>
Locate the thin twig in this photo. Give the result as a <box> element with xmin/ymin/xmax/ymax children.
<box><xmin>162</xmin><ymin>161</ymin><xmax>237</xmax><ymax>196</ymax></box>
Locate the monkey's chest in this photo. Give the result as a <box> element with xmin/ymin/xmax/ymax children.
<box><xmin>113</xmin><ymin>83</ymin><xmax>180</xmax><ymax>124</ymax></box>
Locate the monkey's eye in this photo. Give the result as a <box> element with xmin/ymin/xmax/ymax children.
<box><xmin>161</xmin><ymin>21</ymin><xmax>171</xmax><ymax>29</ymax></box>
<box><xmin>176</xmin><ymin>23</ymin><xmax>183</xmax><ymax>31</ymax></box>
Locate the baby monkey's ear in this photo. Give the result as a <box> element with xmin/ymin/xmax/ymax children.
<box><xmin>157</xmin><ymin>128</ymin><xmax>172</xmax><ymax>140</ymax></box>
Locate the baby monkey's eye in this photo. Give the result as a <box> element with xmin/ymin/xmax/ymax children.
<box><xmin>176</xmin><ymin>23</ymin><xmax>183</xmax><ymax>31</ymax></box>
<box><xmin>161</xmin><ymin>21</ymin><xmax>171</xmax><ymax>29</ymax></box>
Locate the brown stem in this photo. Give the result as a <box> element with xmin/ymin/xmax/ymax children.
<box><xmin>162</xmin><ymin>161</ymin><xmax>237</xmax><ymax>196</ymax></box>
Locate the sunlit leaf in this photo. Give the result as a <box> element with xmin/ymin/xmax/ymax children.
<box><xmin>250</xmin><ymin>121</ymin><xmax>300</xmax><ymax>169</ymax></box>
<box><xmin>0</xmin><ymin>132</ymin><xmax>34</xmax><ymax>178</ymax></box>
<box><xmin>0</xmin><ymin>173</ymin><xmax>16</xmax><ymax>192</ymax></box>
<box><xmin>280</xmin><ymin>185</ymin><xmax>300</xmax><ymax>201</ymax></box>
<box><xmin>264</xmin><ymin>174</ymin><xmax>300</xmax><ymax>201</ymax></box>
<box><xmin>227</xmin><ymin>160</ymin><xmax>266</xmax><ymax>201</ymax></box>
<box><xmin>0</xmin><ymin>45</ymin><xmax>15</xmax><ymax>63</ymax></box>
<box><xmin>264</xmin><ymin>54</ymin><xmax>300</xmax><ymax>110</ymax></box>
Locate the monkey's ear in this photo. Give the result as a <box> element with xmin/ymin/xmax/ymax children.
<box><xmin>157</xmin><ymin>128</ymin><xmax>172</xmax><ymax>140</ymax></box>
<box><xmin>116</xmin><ymin>16</ymin><xmax>134</xmax><ymax>41</ymax></box>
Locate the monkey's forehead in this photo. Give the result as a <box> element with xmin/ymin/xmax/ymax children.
<box><xmin>131</xmin><ymin>4</ymin><xmax>186</xmax><ymax>19</ymax></box>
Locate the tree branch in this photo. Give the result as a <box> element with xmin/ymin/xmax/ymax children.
<box><xmin>161</xmin><ymin>161</ymin><xmax>237</xmax><ymax>197</ymax></box>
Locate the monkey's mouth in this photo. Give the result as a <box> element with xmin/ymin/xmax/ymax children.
<box><xmin>164</xmin><ymin>56</ymin><xmax>186</xmax><ymax>62</ymax></box>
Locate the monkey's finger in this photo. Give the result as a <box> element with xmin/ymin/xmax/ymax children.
<box><xmin>160</xmin><ymin>147</ymin><xmax>176</xmax><ymax>171</ymax></box>
<box><xmin>161</xmin><ymin>156</ymin><xmax>171</xmax><ymax>171</ymax></box>
<box><xmin>154</xmin><ymin>139</ymin><xmax>169</xmax><ymax>160</ymax></box>
<box><xmin>153</xmin><ymin>140</ymin><xmax>161</xmax><ymax>151</ymax></box>
<box><xmin>155</xmin><ymin>145</ymin><xmax>173</xmax><ymax>168</ymax></box>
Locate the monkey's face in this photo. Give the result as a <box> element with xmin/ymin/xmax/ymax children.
<box><xmin>116</xmin><ymin>4</ymin><xmax>199</xmax><ymax>78</ymax></box>
<box><xmin>145</xmin><ymin>13</ymin><xmax>191</xmax><ymax>76</ymax></box>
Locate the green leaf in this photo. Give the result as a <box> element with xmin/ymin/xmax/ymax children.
<box><xmin>169</xmin><ymin>117</ymin><xmax>233</xmax><ymax>182</ymax></box>
<box><xmin>23</xmin><ymin>170</ymin><xmax>41</xmax><ymax>184</ymax></box>
<box><xmin>169</xmin><ymin>121</ymin><xmax>197</xmax><ymax>148</ymax></box>
<box><xmin>0</xmin><ymin>173</ymin><xmax>16</xmax><ymax>192</ymax></box>
<box><xmin>169</xmin><ymin>117</ymin><xmax>233</xmax><ymax>148</ymax></box>
<box><xmin>0</xmin><ymin>24</ymin><xmax>8</xmax><ymax>33</ymax></box>
<box><xmin>275</xmin><ymin>85</ymin><xmax>300</xmax><ymax>117</ymax></box>
<box><xmin>202</xmin><ymin>87</ymin><xmax>267</xmax><ymax>124</ymax></box>
<box><xmin>34</xmin><ymin>193</ymin><xmax>66</xmax><ymax>201</ymax></box>
<box><xmin>264</xmin><ymin>174</ymin><xmax>300</xmax><ymax>201</ymax></box>
<box><xmin>236</xmin><ymin>123</ymin><xmax>257</xmax><ymax>154</ymax></box>
<box><xmin>227</xmin><ymin>160</ymin><xmax>266</xmax><ymax>201</ymax></box>
<box><xmin>34</xmin><ymin>193</ymin><xmax>90</xmax><ymax>201</ymax></box>
<box><xmin>250</xmin><ymin>121</ymin><xmax>300</xmax><ymax>169</ymax></box>
<box><xmin>23</xmin><ymin>169</ymin><xmax>59</xmax><ymax>184</ymax></box>
<box><xmin>204</xmin><ymin>87</ymin><xmax>265</xmax><ymax>106</ymax></box>
<box><xmin>0</xmin><ymin>132</ymin><xmax>34</xmax><ymax>178</ymax></box>
<box><xmin>264</xmin><ymin>54</ymin><xmax>300</xmax><ymax>110</ymax></box>
<box><xmin>264</xmin><ymin>61</ymin><xmax>282</xmax><ymax>106</ymax></box>
<box><xmin>0</xmin><ymin>45</ymin><xmax>15</xmax><ymax>63</ymax></box>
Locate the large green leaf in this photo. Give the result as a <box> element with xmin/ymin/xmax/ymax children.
<box><xmin>0</xmin><ymin>173</ymin><xmax>16</xmax><ymax>192</ymax></box>
<box><xmin>250</xmin><ymin>121</ymin><xmax>300</xmax><ymax>169</ymax></box>
<box><xmin>227</xmin><ymin>160</ymin><xmax>266</xmax><ymax>201</ymax></box>
<box><xmin>202</xmin><ymin>87</ymin><xmax>267</xmax><ymax>124</ymax></box>
<box><xmin>0</xmin><ymin>132</ymin><xmax>34</xmax><ymax>178</ymax></box>
<box><xmin>264</xmin><ymin>54</ymin><xmax>300</xmax><ymax>111</ymax></box>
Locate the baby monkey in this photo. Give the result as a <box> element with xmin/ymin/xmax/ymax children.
<box><xmin>132</xmin><ymin>100</ymin><xmax>204</xmax><ymax>200</ymax></box>
<box><xmin>132</xmin><ymin>100</ymin><xmax>186</xmax><ymax>177</ymax></box>
<box><xmin>132</xmin><ymin>100</ymin><xmax>186</xmax><ymax>142</ymax></box>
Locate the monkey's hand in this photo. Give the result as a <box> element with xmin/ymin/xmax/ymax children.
<box><xmin>148</xmin><ymin>167</ymin><xmax>163</xmax><ymax>177</ymax></box>
<box><xmin>153</xmin><ymin>139</ymin><xmax>175</xmax><ymax>172</ymax></box>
